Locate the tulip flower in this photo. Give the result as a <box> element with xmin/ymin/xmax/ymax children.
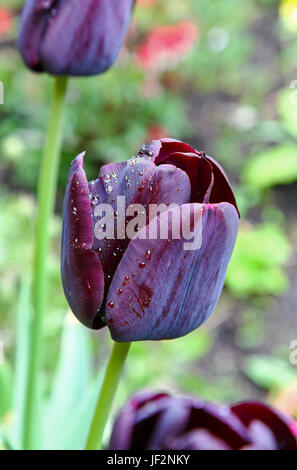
<box><xmin>18</xmin><ymin>0</ymin><xmax>135</xmax><ymax>76</ymax></box>
<box><xmin>61</xmin><ymin>138</ymin><xmax>239</xmax><ymax>341</ymax></box>
<box><xmin>108</xmin><ymin>392</ymin><xmax>297</xmax><ymax>450</ymax></box>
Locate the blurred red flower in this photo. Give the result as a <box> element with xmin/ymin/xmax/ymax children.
<box><xmin>135</xmin><ymin>21</ymin><xmax>198</xmax><ymax>72</ymax></box>
<box><xmin>0</xmin><ymin>8</ymin><xmax>13</xmax><ymax>37</ymax></box>
<box><xmin>146</xmin><ymin>124</ymin><xmax>170</xmax><ymax>141</ymax></box>
<box><xmin>138</xmin><ymin>0</ymin><xmax>158</xmax><ymax>6</ymax></box>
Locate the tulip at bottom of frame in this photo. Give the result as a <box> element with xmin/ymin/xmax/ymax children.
<box><xmin>108</xmin><ymin>391</ymin><xmax>297</xmax><ymax>450</ymax></box>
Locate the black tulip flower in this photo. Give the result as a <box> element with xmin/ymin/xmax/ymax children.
<box><xmin>18</xmin><ymin>0</ymin><xmax>135</xmax><ymax>76</ymax></box>
<box><xmin>61</xmin><ymin>139</ymin><xmax>239</xmax><ymax>341</ymax></box>
<box><xmin>108</xmin><ymin>392</ymin><xmax>297</xmax><ymax>450</ymax></box>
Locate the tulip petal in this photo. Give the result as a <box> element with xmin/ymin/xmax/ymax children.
<box><xmin>18</xmin><ymin>0</ymin><xmax>52</xmax><ymax>71</ymax></box>
<box><xmin>206</xmin><ymin>155</ymin><xmax>240</xmax><ymax>216</ymax></box>
<box><xmin>61</xmin><ymin>152</ymin><xmax>105</xmax><ymax>329</ymax></box>
<box><xmin>109</xmin><ymin>392</ymin><xmax>169</xmax><ymax>450</ymax></box>
<box><xmin>153</xmin><ymin>139</ymin><xmax>239</xmax><ymax>213</ymax></box>
<box><xmin>89</xmin><ymin>157</ymin><xmax>191</xmax><ymax>309</ymax></box>
<box><xmin>231</xmin><ymin>401</ymin><xmax>297</xmax><ymax>450</ymax></box>
<box><xmin>19</xmin><ymin>0</ymin><xmax>135</xmax><ymax>76</ymax></box>
<box><xmin>105</xmin><ymin>202</ymin><xmax>239</xmax><ymax>341</ymax></box>
<box><xmin>174</xmin><ymin>430</ymin><xmax>231</xmax><ymax>450</ymax></box>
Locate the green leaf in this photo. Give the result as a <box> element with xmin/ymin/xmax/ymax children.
<box><xmin>278</xmin><ymin>88</ymin><xmax>297</xmax><ymax>140</ymax></box>
<box><xmin>43</xmin><ymin>314</ymin><xmax>92</xmax><ymax>449</ymax></box>
<box><xmin>161</xmin><ymin>331</ymin><xmax>212</xmax><ymax>363</ymax></box>
<box><xmin>226</xmin><ymin>223</ymin><xmax>290</xmax><ymax>298</ymax></box>
<box><xmin>0</xmin><ymin>362</ymin><xmax>13</xmax><ymax>418</ymax></box>
<box><xmin>10</xmin><ymin>279</ymin><xmax>31</xmax><ymax>449</ymax></box>
<box><xmin>243</xmin><ymin>144</ymin><xmax>297</xmax><ymax>189</ymax></box>
<box><xmin>58</xmin><ymin>371</ymin><xmax>105</xmax><ymax>450</ymax></box>
<box><xmin>244</xmin><ymin>355</ymin><xmax>296</xmax><ymax>391</ymax></box>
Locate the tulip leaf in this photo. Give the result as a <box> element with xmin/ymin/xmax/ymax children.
<box><xmin>244</xmin><ymin>355</ymin><xmax>296</xmax><ymax>390</ymax></box>
<box><xmin>10</xmin><ymin>279</ymin><xmax>31</xmax><ymax>449</ymax></box>
<box><xmin>57</xmin><ymin>371</ymin><xmax>105</xmax><ymax>450</ymax></box>
<box><xmin>43</xmin><ymin>314</ymin><xmax>92</xmax><ymax>450</ymax></box>
<box><xmin>0</xmin><ymin>362</ymin><xmax>13</xmax><ymax>418</ymax></box>
<box><xmin>243</xmin><ymin>144</ymin><xmax>297</xmax><ymax>189</ymax></box>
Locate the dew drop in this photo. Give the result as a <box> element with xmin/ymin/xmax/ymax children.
<box><xmin>106</xmin><ymin>185</ymin><xmax>113</xmax><ymax>194</ymax></box>
<box><xmin>118</xmin><ymin>289</ymin><xmax>123</xmax><ymax>295</ymax></box>
<box><xmin>138</xmin><ymin>262</ymin><xmax>146</xmax><ymax>269</ymax></box>
<box><xmin>103</xmin><ymin>174</ymin><xmax>111</xmax><ymax>183</ymax></box>
<box><xmin>108</xmin><ymin>301</ymin><xmax>114</xmax><ymax>309</ymax></box>
<box><xmin>145</xmin><ymin>250</ymin><xmax>152</xmax><ymax>260</ymax></box>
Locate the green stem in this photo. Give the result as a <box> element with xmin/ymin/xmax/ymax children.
<box><xmin>85</xmin><ymin>342</ymin><xmax>131</xmax><ymax>450</ymax></box>
<box><xmin>23</xmin><ymin>76</ymin><xmax>68</xmax><ymax>450</ymax></box>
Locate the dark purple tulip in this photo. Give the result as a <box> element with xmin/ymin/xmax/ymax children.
<box><xmin>108</xmin><ymin>392</ymin><xmax>297</xmax><ymax>450</ymax></box>
<box><xmin>61</xmin><ymin>139</ymin><xmax>239</xmax><ymax>341</ymax></box>
<box><xmin>18</xmin><ymin>0</ymin><xmax>135</xmax><ymax>76</ymax></box>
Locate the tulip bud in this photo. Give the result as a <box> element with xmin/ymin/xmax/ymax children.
<box><xmin>61</xmin><ymin>139</ymin><xmax>239</xmax><ymax>341</ymax></box>
<box><xmin>18</xmin><ymin>0</ymin><xmax>135</xmax><ymax>76</ymax></box>
<box><xmin>108</xmin><ymin>391</ymin><xmax>297</xmax><ymax>450</ymax></box>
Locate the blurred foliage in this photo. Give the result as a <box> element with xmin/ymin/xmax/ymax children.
<box><xmin>244</xmin><ymin>145</ymin><xmax>297</xmax><ymax>189</ymax></box>
<box><xmin>244</xmin><ymin>355</ymin><xmax>296</xmax><ymax>391</ymax></box>
<box><xmin>0</xmin><ymin>0</ymin><xmax>297</xmax><ymax>449</ymax></box>
<box><xmin>226</xmin><ymin>223</ymin><xmax>291</xmax><ymax>297</ymax></box>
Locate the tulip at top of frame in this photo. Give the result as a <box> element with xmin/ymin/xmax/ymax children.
<box><xmin>18</xmin><ymin>0</ymin><xmax>135</xmax><ymax>76</ymax></box>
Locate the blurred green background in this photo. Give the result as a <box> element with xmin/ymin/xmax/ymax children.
<box><xmin>1</xmin><ymin>0</ymin><xmax>297</xmax><ymax>450</ymax></box>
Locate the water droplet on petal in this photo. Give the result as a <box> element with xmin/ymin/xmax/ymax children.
<box><xmin>108</xmin><ymin>301</ymin><xmax>114</xmax><ymax>309</ymax></box>
<box><xmin>103</xmin><ymin>174</ymin><xmax>111</xmax><ymax>183</ymax></box>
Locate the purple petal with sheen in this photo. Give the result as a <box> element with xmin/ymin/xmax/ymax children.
<box><xmin>105</xmin><ymin>202</ymin><xmax>239</xmax><ymax>341</ymax></box>
<box><xmin>231</xmin><ymin>401</ymin><xmax>297</xmax><ymax>450</ymax></box>
<box><xmin>89</xmin><ymin>154</ymin><xmax>191</xmax><ymax>307</ymax></box>
<box><xmin>61</xmin><ymin>152</ymin><xmax>105</xmax><ymax>329</ymax></box>
<box><xmin>18</xmin><ymin>0</ymin><xmax>135</xmax><ymax>76</ymax></box>
<box><xmin>109</xmin><ymin>392</ymin><xmax>169</xmax><ymax>450</ymax></box>
<box><xmin>173</xmin><ymin>430</ymin><xmax>231</xmax><ymax>450</ymax></box>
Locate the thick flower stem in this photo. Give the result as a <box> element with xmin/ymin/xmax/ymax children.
<box><xmin>85</xmin><ymin>341</ymin><xmax>131</xmax><ymax>450</ymax></box>
<box><xmin>23</xmin><ymin>76</ymin><xmax>68</xmax><ymax>450</ymax></box>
